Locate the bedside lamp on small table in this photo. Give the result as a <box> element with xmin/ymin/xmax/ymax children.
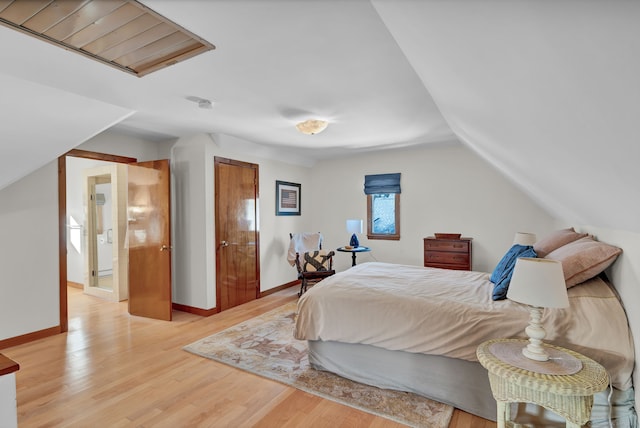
<box><xmin>346</xmin><ymin>219</ymin><xmax>363</xmax><ymax>248</ymax></box>
<box><xmin>507</xmin><ymin>257</ymin><xmax>569</xmax><ymax>361</ymax></box>
<box><xmin>479</xmin><ymin>258</ymin><xmax>608</xmax><ymax>428</ymax></box>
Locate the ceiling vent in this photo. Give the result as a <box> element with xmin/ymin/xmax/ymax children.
<box><xmin>0</xmin><ymin>0</ymin><xmax>215</xmax><ymax>77</ymax></box>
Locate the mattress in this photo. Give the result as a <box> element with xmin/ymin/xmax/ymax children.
<box><xmin>294</xmin><ymin>262</ymin><xmax>635</xmax><ymax>391</ymax></box>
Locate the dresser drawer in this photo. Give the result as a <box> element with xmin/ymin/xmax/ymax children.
<box><xmin>424</xmin><ymin>251</ymin><xmax>470</xmax><ymax>267</ymax></box>
<box><xmin>424</xmin><ymin>239</ymin><xmax>470</xmax><ymax>253</ymax></box>
<box><xmin>423</xmin><ymin>237</ymin><xmax>473</xmax><ymax>270</ymax></box>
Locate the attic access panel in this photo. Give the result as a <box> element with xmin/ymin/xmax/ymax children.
<box><xmin>0</xmin><ymin>0</ymin><xmax>215</xmax><ymax>77</ymax></box>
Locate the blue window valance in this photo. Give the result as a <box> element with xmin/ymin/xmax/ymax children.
<box><xmin>364</xmin><ymin>173</ymin><xmax>401</xmax><ymax>194</ymax></box>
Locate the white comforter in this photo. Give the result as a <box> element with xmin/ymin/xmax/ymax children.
<box><xmin>294</xmin><ymin>262</ymin><xmax>635</xmax><ymax>391</ymax></box>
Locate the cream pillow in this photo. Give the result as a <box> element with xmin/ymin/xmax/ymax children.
<box><xmin>533</xmin><ymin>227</ymin><xmax>588</xmax><ymax>258</ymax></box>
<box><xmin>545</xmin><ymin>236</ymin><xmax>622</xmax><ymax>287</ymax></box>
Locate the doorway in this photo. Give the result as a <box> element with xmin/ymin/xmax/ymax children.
<box><xmin>60</xmin><ymin>151</ymin><xmax>137</xmax><ymax>331</ymax></box>
<box><xmin>214</xmin><ymin>157</ymin><xmax>260</xmax><ymax>311</ymax></box>
<box><xmin>59</xmin><ymin>150</ymin><xmax>176</xmax><ymax>331</ymax></box>
<box><xmin>83</xmin><ymin>163</ymin><xmax>128</xmax><ymax>302</ymax></box>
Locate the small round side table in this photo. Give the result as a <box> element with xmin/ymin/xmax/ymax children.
<box><xmin>477</xmin><ymin>338</ymin><xmax>609</xmax><ymax>428</ymax></box>
<box><xmin>336</xmin><ymin>246</ymin><xmax>371</xmax><ymax>267</ymax></box>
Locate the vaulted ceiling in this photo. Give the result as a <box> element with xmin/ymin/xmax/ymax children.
<box><xmin>1</xmin><ymin>1</ymin><xmax>638</xmax><ymax>233</ymax></box>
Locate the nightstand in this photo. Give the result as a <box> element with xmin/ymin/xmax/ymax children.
<box><xmin>477</xmin><ymin>338</ymin><xmax>609</xmax><ymax>428</ymax></box>
<box><xmin>423</xmin><ymin>237</ymin><xmax>472</xmax><ymax>270</ymax></box>
<box><xmin>337</xmin><ymin>246</ymin><xmax>371</xmax><ymax>266</ymax></box>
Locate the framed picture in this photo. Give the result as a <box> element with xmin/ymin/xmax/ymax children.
<box><xmin>276</xmin><ymin>180</ymin><xmax>301</xmax><ymax>216</ymax></box>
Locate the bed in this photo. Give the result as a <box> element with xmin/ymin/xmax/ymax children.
<box><xmin>294</xmin><ymin>243</ymin><xmax>637</xmax><ymax>427</ymax></box>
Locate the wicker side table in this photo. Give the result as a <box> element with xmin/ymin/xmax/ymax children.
<box><xmin>477</xmin><ymin>338</ymin><xmax>609</xmax><ymax>428</ymax></box>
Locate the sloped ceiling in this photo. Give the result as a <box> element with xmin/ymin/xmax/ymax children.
<box><xmin>0</xmin><ymin>72</ymin><xmax>133</xmax><ymax>190</ymax></box>
<box><xmin>0</xmin><ymin>1</ymin><xmax>638</xmax><ymax>233</ymax></box>
<box><xmin>372</xmin><ymin>0</ymin><xmax>640</xmax><ymax>233</ymax></box>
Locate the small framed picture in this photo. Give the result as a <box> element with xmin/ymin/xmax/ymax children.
<box><xmin>276</xmin><ymin>180</ymin><xmax>301</xmax><ymax>216</ymax></box>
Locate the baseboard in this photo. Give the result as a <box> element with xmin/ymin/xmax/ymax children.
<box><xmin>0</xmin><ymin>354</ymin><xmax>19</xmax><ymax>376</ymax></box>
<box><xmin>1</xmin><ymin>281</ymin><xmax>301</xmax><ymax>348</ymax></box>
<box><xmin>259</xmin><ymin>280</ymin><xmax>299</xmax><ymax>298</ymax></box>
<box><xmin>0</xmin><ymin>326</ymin><xmax>61</xmax><ymax>350</ymax></box>
<box><xmin>173</xmin><ymin>280</ymin><xmax>300</xmax><ymax>317</ymax></box>
<box><xmin>67</xmin><ymin>281</ymin><xmax>83</xmax><ymax>289</ymax></box>
<box><xmin>172</xmin><ymin>303</ymin><xmax>217</xmax><ymax>317</ymax></box>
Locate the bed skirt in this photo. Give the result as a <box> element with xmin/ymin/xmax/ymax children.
<box><xmin>308</xmin><ymin>339</ymin><xmax>496</xmax><ymax>420</ymax></box>
<box><xmin>308</xmin><ymin>340</ymin><xmax>637</xmax><ymax>427</ymax></box>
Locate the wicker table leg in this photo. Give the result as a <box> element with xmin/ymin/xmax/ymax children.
<box><xmin>496</xmin><ymin>400</ymin><xmax>508</xmax><ymax>428</ymax></box>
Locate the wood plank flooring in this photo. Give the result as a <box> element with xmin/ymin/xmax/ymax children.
<box><xmin>2</xmin><ymin>286</ymin><xmax>495</xmax><ymax>427</ymax></box>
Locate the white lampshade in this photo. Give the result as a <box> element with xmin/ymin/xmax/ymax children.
<box><xmin>507</xmin><ymin>258</ymin><xmax>568</xmax><ymax>308</ymax></box>
<box><xmin>513</xmin><ymin>232</ymin><xmax>537</xmax><ymax>246</ymax></box>
<box><xmin>507</xmin><ymin>257</ymin><xmax>569</xmax><ymax>362</ymax></box>
<box><xmin>346</xmin><ymin>219</ymin><xmax>363</xmax><ymax>234</ymax></box>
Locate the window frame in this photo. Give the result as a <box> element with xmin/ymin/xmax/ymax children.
<box><xmin>366</xmin><ymin>193</ymin><xmax>400</xmax><ymax>241</ymax></box>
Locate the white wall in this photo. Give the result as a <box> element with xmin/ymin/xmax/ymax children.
<box><xmin>66</xmin><ymin>157</ymin><xmax>114</xmax><ymax>284</ymax></box>
<box><xmin>0</xmin><ymin>374</ymin><xmax>17</xmax><ymax>428</ymax></box>
<box><xmin>171</xmin><ymin>133</ymin><xmax>313</xmax><ymax>310</ymax></box>
<box><xmin>171</xmin><ymin>135</ymin><xmax>211</xmax><ymax>308</ymax></box>
<box><xmin>310</xmin><ymin>142</ymin><xmax>557</xmax><ymax>272</ymax></box>
<box><xmin>0</xmin><ymin>161</ymin><xmax>59</xmax><ymax>341</ymax></box>
<box><xmin>0</xmin><ymin>128</ymin><xmax>310</xmax><ymax>338</ymax></box>
<box><xmin>0</xmin><ymin>130</ymin><xmax>174</xmax><ymax>341</ymax></box>
<box><xmin>78</xmin><ymin>131</ymin><xmax>174</xmax><ymax>160</ymax></box>
<box><xmin>574</xmin><ymin>226</ymin><xmax>640</xmax><ymax>407</ymax></box>
<box><xmin>0</xmin><ymin>130</ymin><xmax>585</xmax><ymax>345</ymax></box>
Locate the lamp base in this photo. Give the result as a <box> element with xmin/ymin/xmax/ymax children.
<box><xmin>522</xmin><ymin>344</ymin><xmax>550</xmax><ymax>362</ymax></box>
<box><xmin>523</xmin><ymin>306</ymin><xmax>550</xmax><ymax>362</ymax></box>
<box><xmin>350</xmin><ymin>234</ymin><xmax>359</xmax><ymax>248</ymax></box>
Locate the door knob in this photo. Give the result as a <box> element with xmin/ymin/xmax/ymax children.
<box><xmin>221</xmin><ymin>240</ymin><xmax>229</xmax><ymax>247</ymax></box>
<box><xmin>160</xmin><ymin>245</ymin><xmax>172</xmax><ymax>251</ymax></box>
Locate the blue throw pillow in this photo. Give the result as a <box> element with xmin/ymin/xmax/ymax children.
<box><xmin>490</xmin><ymin>245</ymin><xmax>537</xmax><ymax>300</ymax></box>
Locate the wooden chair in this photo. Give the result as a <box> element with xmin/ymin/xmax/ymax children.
<box><xmin>289</xmin><ymin>233</ymin><xmax>335</xmax><ymax>297</ymax></box>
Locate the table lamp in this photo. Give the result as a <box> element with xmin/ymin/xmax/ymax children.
<box><xmin>513</xmin><ymin>232</ymin><xmax>537</xmax><ymax>246</ymax></box>
<box><xmin>346</xmin><ymin>219</ymin><xmax>363</xmax><ymax>248</ymax></box>
<box><xmin>506</xmin><ymin>257</ymin><xmax>569</xmax><ymax>361</ymax></box>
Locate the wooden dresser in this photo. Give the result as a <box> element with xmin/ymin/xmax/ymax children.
<box><xmin>424</xmin><ymin>237</ymin><xmax>473</xmax><ymax>270</ymax></box>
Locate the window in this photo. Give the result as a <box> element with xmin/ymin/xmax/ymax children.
<box><xmin>364</xmin><ymin>173</ymin><xmax>400</xmax><ymax>240</ymax></box>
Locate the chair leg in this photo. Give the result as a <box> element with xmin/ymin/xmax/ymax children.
<box><xmin>298</xmin><ymin>279</ymin><xmax>306</xmax><ymax>297</ymax></box>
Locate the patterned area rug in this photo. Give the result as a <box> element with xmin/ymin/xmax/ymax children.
<box><xmin>183</xmin><ymin>301</ymin><xmax>454</xmax><ymax>427</ymax></box>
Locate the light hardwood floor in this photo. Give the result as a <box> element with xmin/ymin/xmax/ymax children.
<box><xmin>3</xmin><ymin>286</ymin><xmax>496</xmax><ymax>427</ymax></box>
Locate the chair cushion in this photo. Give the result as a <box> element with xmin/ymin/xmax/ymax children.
<box><xmin>303</xmin><ymin>250</ymin><xmax>332</xmax><ymax>272</ymax></box>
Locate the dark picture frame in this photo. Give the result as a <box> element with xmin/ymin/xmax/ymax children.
<box><xmin>275</xmin><ymin>180</ymin><xmax>301</xmax><ymax>216</ymax></box>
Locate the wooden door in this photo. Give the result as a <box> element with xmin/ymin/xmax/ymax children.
<box><xmin>128</xmin><ymin>160</ymin><xmax>172</xmax><ymax>320</ymax></box>
<box><xmin>215</xmin><ymin>157</ymin><xmax>260</xmax><ymax>311</ymax></box>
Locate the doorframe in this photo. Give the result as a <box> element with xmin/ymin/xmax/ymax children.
<box><xmin>58</xmin><ymin>149</ymin><xmax>137</xmax><ymax>332</ymax></box>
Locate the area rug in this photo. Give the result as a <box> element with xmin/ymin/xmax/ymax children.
<box><xmin>183</xmin><ymin>301</ymin><xmax>454</xmax><ymax>427</ymax></box>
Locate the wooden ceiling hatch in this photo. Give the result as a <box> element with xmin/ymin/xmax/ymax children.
<box><xmin>0</xmin><ymin>0</ymin><xmax>215</xmax><ymax>77</ymax></box>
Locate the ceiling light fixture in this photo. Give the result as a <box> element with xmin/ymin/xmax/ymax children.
<box><xmin>296</xmin><ymin>119</ymin><xmax>328</xmax><ymax>135</ymax></box>
<box><xmin>198</xmin><ymin>99</ymin><xmax>213</xmax><ymax>109</ymax></box>
<box><xmin>186</xmin><ymin>96</ymin><xmax>213</xmax><ymax>109</ymax></box>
